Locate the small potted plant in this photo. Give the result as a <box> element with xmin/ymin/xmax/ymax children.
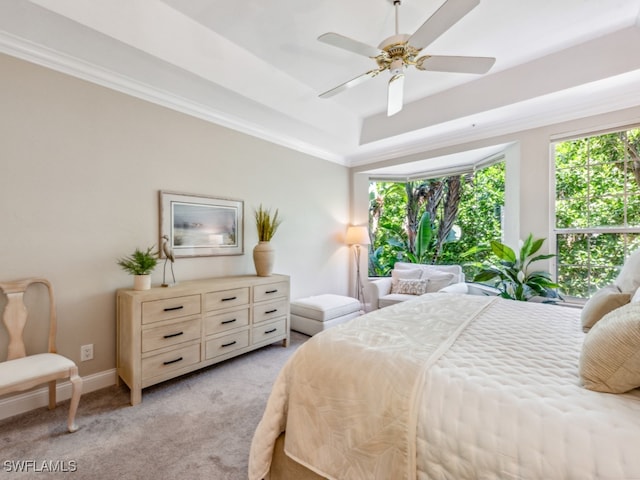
<box><xmin>253</xmin><ymin>205</ymin><xmax>282</xmax><ymax>276</ymax></box>
<box><xmin>117</xmin><ymin>246</ymin><xmax>158</xmax><ymax>290</ymax></box>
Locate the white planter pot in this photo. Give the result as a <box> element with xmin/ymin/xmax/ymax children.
<box><xmin>133</xmin><ymin>274</ymin><xmax>151</xmax><ymax>291</ymax></box>
<box><xmin>253</xmin><ymin>241</ymin><xmax>275</xmax><ymax>277</ymax></box>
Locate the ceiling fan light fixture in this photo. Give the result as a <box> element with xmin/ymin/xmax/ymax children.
<box><xmin>389</xmin><ymin>58</ymin><xmax>404</xmax><ymax>76</ymax></box>
<box><xmin>317</xmin><ymin>0</ymin><xmax>494</xmax><ymax>116</ymax></box>
<box><xmin>388</xmin><ymin>73</ymin><xmax>405</xmax><ymax>116</ymax></box>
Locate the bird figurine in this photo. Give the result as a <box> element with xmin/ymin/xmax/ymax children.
<box><xmin>161</xmin><ymin>234</ymin><xmax>177</xmax><ymax>287</ymax></box>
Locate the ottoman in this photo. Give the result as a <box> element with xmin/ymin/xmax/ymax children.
<box><xmin>290</xmin><ymin>294</ymin><xmax>362</xmax><ymax>336</ymax></box>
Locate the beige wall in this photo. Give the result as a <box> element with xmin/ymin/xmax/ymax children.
<box><xmin>0</xmin><ymin>53</ymin><xmax>351</xmax><ymax>377</ymax></box>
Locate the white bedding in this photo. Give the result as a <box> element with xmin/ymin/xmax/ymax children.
<box><xmin>417</xmin><ymin>296</ymin><xmax>640</xmax><ymax>479</ymax></box>
<box><xmin>249</xmin><ymin>293</ymin><xmax>640</xmax><ymax>480</ymax></box>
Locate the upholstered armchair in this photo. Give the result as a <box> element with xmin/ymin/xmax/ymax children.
<box><xmin>363</xmin><ymin>262</ymin><xmax>466</xmax><ymax>312</ymax></box>
<box><xmin>363</xmin><ymin>262</ymin><xmax>501</xmax><ymax>311</ymax></box>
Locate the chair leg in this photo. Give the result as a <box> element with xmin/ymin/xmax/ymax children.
<box><xmin>48</xmin><ymin>380</ymin><xmax>56</xmax><ymax>410</ymax></box>
<box><xmin>67</xmin><ymin>372</ymin><xmax>83</xmax><ymax>433</ymax></box>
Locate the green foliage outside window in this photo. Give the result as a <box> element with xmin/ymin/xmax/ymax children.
<box><xmin>368</xmin><ymin>162</ymin><xmax>505</xmax><ymax>279</ymax></box>
<box><xmin>369</xmin><ymin>126</ymin><xmax>640</xmax><ymax>299</ymax></box>
<box><xmin>555</xmin><ymin>128</ymin><xmax>640</xmax><ymax>298</ymax></box>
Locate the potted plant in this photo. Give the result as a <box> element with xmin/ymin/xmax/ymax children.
<box><xmin>117</xmin><ymin>246</ymin><xmax>158</xmax><ymax>290</ymax></box>
<box><xmin>473</xmin><ymin>234</ymin><xmax>561</xmax><ymax>302</ymax></box>
<box><xmin>253</xmin><ymin>205</ymin><xmax>282</xmax><ymax>276</ymax></box>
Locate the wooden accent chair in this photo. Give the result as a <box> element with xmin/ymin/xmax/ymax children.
<box><xmin>0</xmin><ymin>278</ymin><xmax>82</xmax><ymax>432</ymax></box>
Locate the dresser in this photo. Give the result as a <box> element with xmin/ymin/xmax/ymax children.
<box><xmin>116</xmin><ymin>274</ymin><xmax>290</xmax><ymax>405</ymax></box>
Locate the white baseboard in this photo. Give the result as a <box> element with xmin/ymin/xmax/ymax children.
<box><xmin>0</xmin><ymin>369</ymin><xmax>117</xmax><ymax>421</ymax></box>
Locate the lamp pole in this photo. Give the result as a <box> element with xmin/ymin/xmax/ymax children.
<box><xmin>346</xmin><ymin>225</ymin><xmax>370</xmax><ymax>307</ymax></box>
<box><xmin>354</xmin><ymin>243</ymin><xmax>364</xmax><ymax>305</ymax></box>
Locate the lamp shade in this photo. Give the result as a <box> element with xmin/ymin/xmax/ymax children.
<box><xmin>346</xmin><ymin>226</ymin><xmax>370</xmax><ymax>246</ymax></box>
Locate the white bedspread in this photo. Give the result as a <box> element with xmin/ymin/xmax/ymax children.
<box><xmin>249</xmin><ymin>293</ymin><xmax>640</xmax><ymax>480</ymax></box>
<box><xmin>249</xmin><ymin>294</ymin><xmax>496</xmax><ymax>480</ymax></box>
<box><xmin>417</xmin><ymin>296</ymin><xmax>640</xmax><ymax>479</ymax></box>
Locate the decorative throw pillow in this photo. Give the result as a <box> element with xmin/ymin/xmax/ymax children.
<box><xmin>580</xmin><ymin>302</ymin><xmax>640</xmax><ymax>393</ymax></box>
<box><xmin>632</xmin><ymin>287</ymin><xmax>640</xmax><ymax>303</ymax></box>
<box><xmin>390</xmin><ymin>268</ymin><xmax>423</xmax><ymax>293</ymax></box>
<box><xmin>393</xmin><ymin>279</ymin><xmax>429</xmax><ymax>295</ymax></box>
<box><xmin>424</xmin><ymin>271</ymin><xmax>456</xmax><ymax>293</ymax></box>
<box><xmin>580</xmin><ymin>285</ymin><xmax>630</xmax><ymax>332</ymax></box>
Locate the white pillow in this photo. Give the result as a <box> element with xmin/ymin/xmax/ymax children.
<box><xmin>580</xmin><ymin>302</ymin><xmax>640</xmax><ymax>393</ymax></box>
<box><xmin>424</xmin><ymin>271</ymin><xmax>456</xmax><ymax>293</ymax></box>
<box><xmin>631</xmin><ymin>287</ymin><xmax>640</xmax><ymax>303</ymax></box>
<box><xmin>390</xmin><ymin>268</ymin><xmax>423</xmax><ymax>292</ymax></box>
<box><xmin>615</xmin><ymin>248</ymin><xmax>640</xmax><ymax>293</ymax></box>
<box><xmin>580</xmin><ymin>285</ymin><xmax>630</xmax><ymax>332</ymax></box>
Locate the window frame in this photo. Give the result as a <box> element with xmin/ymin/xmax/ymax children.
<box><xmin>550</xmin><ymin>126</ymin><xmax>640</xmax><ymax>299</ymax></box>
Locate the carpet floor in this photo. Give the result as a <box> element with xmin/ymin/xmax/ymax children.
<box><xmin>0</xmin><ymin>331</ymin><xmax>308</xmax><ymax>479</ymax></box>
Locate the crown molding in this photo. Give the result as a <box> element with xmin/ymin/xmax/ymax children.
<box><xmin>0</xmin><ymin>31</ymin><xmax>348</xmax><ymax>166</ymax></box>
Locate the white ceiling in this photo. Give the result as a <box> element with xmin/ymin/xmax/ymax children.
<box><xmin>1</xmin><ymin>0</ymin><xmax>640</xmax><ymax>175</ymax></box>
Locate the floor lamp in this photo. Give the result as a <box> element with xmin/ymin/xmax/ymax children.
<box><xmin>346</xmin><ymin>226</ymin><xmax>371</xmax><ymax>305</ymax></box>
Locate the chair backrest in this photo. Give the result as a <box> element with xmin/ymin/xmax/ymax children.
<box><xmin>393</xmin><ymin>262</ymin><xmax>465</xmax><ymax>283</ymax></box>
<box><xmin>0</xmin><ymin>278</ymin><xmax>57</xmax><ymax>361</ymax></box>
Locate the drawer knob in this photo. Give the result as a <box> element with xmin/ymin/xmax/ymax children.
<box><xmin>221</xmin><ymin>340</ymin><xmax>237</xmax><ymax>348</ymax></box>
<box><xmin>221</xmin><ymin>296</ymin><xmax>237</xmax><ymax>302</ymax></box>
<box><xmin>163</xmin><ymin>331</ymin><xmax>184</xmax><ymax>339</ymax></box>
<box><xmin>221</xmin><ymin>318</ymin><xmax>237</xmax><ymax>325</ymax></box>
<box><xmin>266</xmin><ymin>289</ymin><xmax>278</xmax><ymax>294</ymax></box>
<box><xmin>265</xmin><ymin>328</ymin><xmax>277</xmax><ymax>334</ymax></box>
<box><xmin>163</xmin><ymin>356</ymin><xmax>183</xmax><ymax>366</ymax></box>
<box><xmin>265</xmin><ymin>309</ymin><xmax>278</xmax><ymax>314</ymax></box>
<box><xmin>163</xmin><ymin>306</ymin><xmax>184</xmax><ymax>312</ymax></box>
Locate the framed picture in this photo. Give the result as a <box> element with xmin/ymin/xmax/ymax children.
<box><xmin>159</xmin><ymin>191</ymin><xmax>244</xmax><ymax>257</ymax></box>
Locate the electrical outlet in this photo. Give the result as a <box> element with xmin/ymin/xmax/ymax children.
<box><xmin>80</xmin><ymin>344</ymin><xmax>94</xmax><ymax>362</ymax></box>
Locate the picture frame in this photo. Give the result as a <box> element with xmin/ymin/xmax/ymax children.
<box><xmin>159</xmin><ymin>191</ymin><xmax>244</xmax><ymax>257</ymax></box>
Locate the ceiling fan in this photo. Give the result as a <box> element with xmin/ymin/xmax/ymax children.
<box><xmin>317</xmin><ymin>0</ymin><xmax>495</xmax><ymax>116</ymax></box>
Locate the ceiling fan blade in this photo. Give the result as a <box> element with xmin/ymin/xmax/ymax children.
<box><xmin>416</xmin><ymin>55</ymin><xmax>495</xmax><ymax>74</ymax></box>
<box><xmin>408</xmin><ymin>0</ymin><xmax>480</xmax><ymax>51</ymax></box>
<box><xmin>318</xmin><ymin>32</ymin><xmax>384</xmax><ymax>58</ymax></box>
<box><xmin>319</xmin><ymin>69</ymin><xmax>382</xmax><ymax>98</ymax></box>
<box><xmin>387</xmin><ymin>74</ymin><xmax>405</xmax><ymax>116</ymax></box>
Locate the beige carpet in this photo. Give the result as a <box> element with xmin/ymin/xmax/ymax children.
<box><xmin>0</xmin><ymin>331</ymin><xmax>308</xmax><ymax>479</ymax></box>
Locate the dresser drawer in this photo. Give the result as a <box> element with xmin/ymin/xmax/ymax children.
<box><xmin>253</xmin><ymin>281</ymin><xmax>289</xmax><ymax>302</ymax></box>
<box><xmin>253</xmin><ymin>318</ymin><xmax>287</xmax><ymax>344</ymax></box>
<box><xmin>141</xmin><ymin>295</ymin><xmax>201</xmax><ymax>325</ymax></box>
<box><xmin>205</xmin><ymin>330</ymin><xmax>249</xmax><ymax>360</ymax></box>
<box><xmin>142</xmin><ymin>343</ymin><xmax>200</xmax><ymax>378</ymax></box>
<box><xmin>142</xmin><ymin>318</ymin><xmax>201</xmax><ymax>353</ymax></box>
<box><xmin>254</xmin><ymin>299</ymin><xmax>288</xmax><ymax>324</ymax></box>
<box><xmin>204</xmin><ymin>308</ymin><xmax>249</xmax><ymax>336</ymax></box>
<box><xmin>205</xmin><ymin>287</ymin><xmax>250</xmax><ymax>312</ymax></box>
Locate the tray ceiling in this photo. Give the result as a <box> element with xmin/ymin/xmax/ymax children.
<box><xmin>1</xmin><ymin>0</ymin><xmax>640</xmax><ymax>175</ymax></box>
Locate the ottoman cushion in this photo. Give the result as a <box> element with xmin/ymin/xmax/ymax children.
<box><xmin>290</xmin><ymin>294</ymin><xmax>361</xmax><ymax>322</ymax></box>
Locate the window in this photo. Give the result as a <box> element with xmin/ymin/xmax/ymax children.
<box><xmin>553</xmin><ymin>128</ymin><xmax>640</xmax><ymax>298</ymax></box>
<box><xmin>368</xmin><ymin>162</ymin><xmax>504</xmax><ymax>278</ymax></box>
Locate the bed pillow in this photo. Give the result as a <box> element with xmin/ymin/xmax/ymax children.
<box><xmin>393</xmin><ymin>279</ymin><xmax>429</xmax><ymax>295</ymax></box>
<box><xmin>424</xmin><ymin>271</ymin><xmax>456</xmax><ymax>293</ymax></box>
<box><xmin>580</xmin><ymin>285</ymin><xmax>630</xmax><ymax>332</ymax></box>
<box><xmin>390</xmin><ymin>268</ymin><xmax>423</xmax><ymax>293</ymax></box>
<box><xmin>580</xmin><ymin>302</ymin><xmax>640</xmax><ymax>393</ymax></box>
<box><xmin>615</xmin><ymin>248</ymin><xmax>640</xmax><ymax>293</ymax></box>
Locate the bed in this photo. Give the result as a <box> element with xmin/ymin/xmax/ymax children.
<box><xmin>248</xmin><ymin>292</ymin><xmax>640</xmax><ymax>480</ymax></box>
